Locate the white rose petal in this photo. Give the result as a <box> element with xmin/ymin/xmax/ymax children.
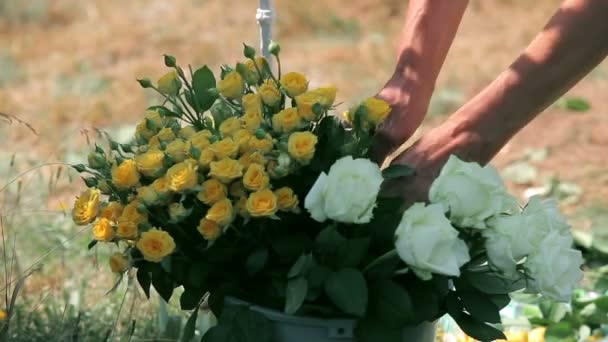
<box><xmin>524</xmin><ymin>231</ymin><xmax>583</xmax><ymax>302</ymax></box>
<box><xmin>304</xmin><ymin>156</ymin><xmax>383</xmax><ymax>224</ymax></box>
<box><xmin>429</xmin><ymin>155</ymin><xmax>518</xmax><ymax>229</ymax></box>
<box><xmin>395</xmin><ymin>203</ymin><xmax>470</xmax><ymax>279</ymax></box>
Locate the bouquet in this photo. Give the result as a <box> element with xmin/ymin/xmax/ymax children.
<box><xmin>71</xmin><ymin>43</ymin><xmax>583</xmax><ymax>341</ymax></box>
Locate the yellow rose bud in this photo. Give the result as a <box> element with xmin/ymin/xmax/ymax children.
<box><xmin>259</xmin><ymin>79</ymin><xmax>281</xmax><ymax>106</ymax></box>
<box><xmin>188</xmin><ymin>131</ymin><xmax>212</xmax><ymax>151</ymax></box>
<box><xmin>363</xmin><ymin>97</ymin><xmax>391</xmax><ymax>125</ymax></box>
<box><xmin>229</xmin><ymin>181</ymin><xmax>246</xmax><ymax>198</ymax></box>
<box><xmin>218</xmin><ymin>71</ymin><xmax>244</xmax><ymax>100</ymax></box>
<box><xmin>210</xmin><ymin>138</ymin><xmax>239</xmax><ymax>159</ymax></box>
<box><xmin>155</xmin><ymin>127</ymin><xmax>176</xmax><ymax>143</ymax></box>
<box><xmin>157</xmin><ymin>70</ymin><xmax>181</xmax><ymax>95</ymax></box>
<box><xmin>342</xmin><ymin>110</ymin><xmax>351</xmax><ymax>124</ymax></box>
<box><xmin>237</xmin><ymin>196</ymin><xmax>248</xmax><ymax>217</ymax></box>
<box><xmin>111</xmin><ymin>159</ymin><xmax>141</xmax><ymax>190</ymax></box>
<box><xmin>168</xmin><ymin>202</ymin><xmax>190</xmax><ymax>222</ymax></box>
<box><xmin>92</xmin><ymin>218</ymin><xmax>115</xmax><ymax>241</ymax></box>
<box><xmin>166</xmin><ymin>159</ymin><xmax>199</xmax><ymax>193</ymax></box>
<box><xmin>116</xmin><ymin>220</ymin><xmax>139</xmax><ymax>239</ymax></box>
<box><xmin>137</xmin><ymin>186</ymin><xmax>160</xmax><ymax>206</ymax></box>
<box><xmin>248</xmin><ymin>135</ymin><xmax>273</xmax><ymax>154</ymax></box>
<box><xmin>197</xmin><ymin>179</ymin><xmax>228</xmax><ymax>205</ymax></box>
<box><xmin>98</xmin><ymin>179</ymin><xmax>112</xmax><ymax>195</ymax></box>
<box><xmin>109</xmin><ymin>252</ymin><xmax>130</xmax><ymax>273</ymax></box>
<box><xmin>233</xmin><ymin>129</ymin><xmax>252</xmax><ymax>154</ymax></box>
<box><xmin>209</xmin><ymin>158</ymin><xmax>243</xmax><ymax>183</ymax></box>
<box><xmin>287</xmin><ymin>131</ymin><xmax>318</xmax><ymax>164</ymax></box>
<box><xmin>205</xmin><ymin>198</ymin><xmax>234</xmax><ymax>226</ymax></box>
<box><xmin>241</xmin><ymin>110</ymin><xmax>264</xmax><ymax>133</ymax></box>
<box><xmin>135</xmin><ymin>120</ymin><xmax>156</xmax><ymax>141</ymax></box>
<box><xmin>242</xmin><ymin>163</ymin><xmax>270</xmax><ymax>191</ymax></box>
<box><xmin>272</xmin><ymin>107</ymin><xmax>302</xmax><ymax>133</ymax></box>
<box><xmin>239</xmin><ymin>151</ymin><xmax>267</xmax><ymax>169</ymax></box>
<box><xmin>246</xmin><ymin>189</ymin><xmax>278</xmax><ymax>217</ymax></box>
<box><xmin>100</xmin><ymin>201</ymin><xmax>124</xmax><ymax>222</ymax></box>
<box><xmin>165</xmin><ymin>139</ymin><xmax>188</xmax><ymax>162</ymax></box>
<box><xmin>135</xmin><ymin>149</ymin><xmax>166</xmax><ymax>178</ymax></box>
<box><xmin>242</xmin><ymin>93</ymin><xmax>262</xmax><ymax>114</ymax></box>
<box><xmin>313</xmin><ymin>87</ymin><xmax>337</xmax><ymax>107</ymax></box>
<box><xmin>151</xmin><ymin>177</ymin><xmax>171</xmax><ymax>195</ymax></box>
<box><xmin>275</xmin><ymin>187</ymin><xmax>299</xmax><ymax>211</ymax></box>
<box><xmin>219</xmin><ymin>117</ymin><xmax>242</xmax><ymax>137</ymax></box>
<box><xmin>148</xmin><ymin>135</ymin><xmax>162</xmax><ymax>150</ymax></box>
<box><xmin>281</xmin><ymin>72</ymin><xmax>308</xmax><ymax>97</ymax></box>
<box><xmin>0</xmin><ymin>309</ymin><xmax>6</xmax><ymax>321</ymax></box>
<box><xmin>198</xmin><ymin>148</ymin><xmax>215</xmax><ymax>170</ymax></box>
<box><xmin>295</xmin><ymin>91</ymin><xmax>322</xmax><ymax>121</ymax></box>
<box><xmin>72</xmin><ymin>188</ymin><xmax>101</xmax><ymax>225</ymax></box>
<box><xmin>197</xmin><ymin>218</ymin><xmax>222</xmax><ymax>241</ymax></box>
<box><xmin>145</xmin><ymin>110</ymin><xmax>168</xmax><ymax>129</ymax></box>
<box><xmin>179</xmin><ymin>125</ymin><xmax>197</xmax><ymax>139</ymax></box>
<box><xmin>136</xmin><ymin>228</ymin><xmax>176</xmax><ymax>262</ymax></box>
<box><xmin>244</xmin><ymin>57</ymin><xmax>267</xmax><ymax>83</ymax></box>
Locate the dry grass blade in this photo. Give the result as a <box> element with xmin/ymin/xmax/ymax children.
<box><xmin>0</xmin><ymin>112</ymin><xmax>37</xmax><ymax>135</ymax></box>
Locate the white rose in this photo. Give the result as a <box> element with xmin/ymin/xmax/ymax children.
<box><xmin>524</xmin><ymin>231</ymin><xmax>583</xmax><ymax>302</ymax></box>
<box><xmin>484</xmin><ymin>196</ymin><xmax>573</xmax><ymax>274</ymax></box>
<box><xmin>304</xmin><ymin>156</ymin><xmax>383</xmax><ymax>224</ymax></box>
<box><xmin>429</xmin><ymin>155</ymin><xmax>518</xmax><ymax>229</ymax></box>
<box><xmin>394</xmin><ymin>203</ymin><xmax>470</xmax><ymax>280</ymax></box>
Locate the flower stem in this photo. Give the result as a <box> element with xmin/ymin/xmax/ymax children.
<box><xmin>363</xmin><ymin>249</ymin><xmax>399</xmax><ymax>274</ymax></box>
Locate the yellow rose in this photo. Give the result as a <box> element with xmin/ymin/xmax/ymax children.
<box><xmin>233</xmin><ymin>129</ymin><xmax>252</xmax><ymax>154</ymax></box>
<box><xmin>275</xmin><ymin>187</ymin><xmax>299</xmax><ymax>211</ymax></box>
<box><xmin>342</xmin><ymin>110</ymin><xmax>351</xmax><ymax>124</ymax></box>
<box><xmin>72</xmin><ymin>188</ymin><xmax>101</xmax><ymax>225</ymax></box>
<box><xmin>248</xmin><ymin>135</ymin><xmax>273</xmax><ymax>154</ymax></box>
<box><xmin>179</xmin><ymin>125</ymin><xmax>197</xmax><ymax>139</ymax></box>
<box><xmin>157</xmin><ymin>70</ymin><xmax>181</xmax><ymax>95</ymax></box>
<box><xmin>363</xmin><ymin>97</ymin><xmax>391</xmax><ymax>125</ymax></box>
<box><xmin>209</xmin><ymin>158</ymin><xmax>243</xmax><ymax>183</ymax></box>
<box><xmin>206</xmin><ymin>198</ymin><xmax>234</xmax><ymax>226</ymax></box>
<box><xmin>229</xmin><ymin>181</ymin><xmax>246</xmax><ymax>198</ymax></box>
<box><xmin>198</xmin><ymin>148</ymin><xmax>215</xmax><ymax>169</ymax></box>
<box><xmin>243</xmin><ymin>163</ymin><xmax>270</xmax><ymax>191</ymax></box>
<box><xmin>242</xmin><ymin>93</ymin><xmax>262</xmax><ymax>114</ymax></box>
<box><xmin>237</xmin><ymin>196</ymin><xmax>248</xmax><ymax>217</ymax></box>
<box><xmin>109</xmin><ymin>252</ymin><xmax>130</xmax><ymax>273</ymax></box>
<box><xmin>168</xmin><ymin>202</ymin><xmax>190</xmax><ymax>222</ymax></box>
<box><xmin>136</xmin><ymin>228</ymin><xmax>176</xmax><ymax>262</ymax></box>
<box><xmin>92</xmin><ymin>218</ymin><xmax>115</xmax><ymax>241</ymax></box>
<box><xmin>0</xmin><ymin>309</ymin><xmax>5</xmax><ymax>321</ymax></box>
<box><xmin>197</xmin><ymin>218</ymin><xmax>222</xmax><ymax>241</ymax></box>
<box><xmin>151</xmin><ymin>177</ymin><xmax>171</xmax><ymax>196</ymax></box>
<box><xmin>116</xmin><ymin>220</ymin><xmax>139</xmax><ymax>239</ymax></box>
<box><xmin>259</xmin><ymin>79</ymin><xmax>281</xmax><ymax>106</ymax></box>
<box><xmin>295</xmin><ymin>91</ymin><xmax>323</xmax><ymax>121</ymax></box>
<box><xmin>281</xmin><ymin>72</ymin><xmax>308</xmax><ymax>97</ymax></box>
<box><xmin>137</xmin><ymin>186</ymin><xmax>160</xmax><ymax>206</ymax></box>
<box><xmin>119</xmin><ymin>201</ymin><xmax>148</xmax><ymax>224</ymax></box>
<box><xmin>188</xmin><ymin>131</ymin><xmax>212</xmax><ymax>151</ymax></box>
<box><xmin>218</xmin><ymin>71</ymin><xmax>244</xmax><ymax>100</ymax></box>
<box><xmin>241</xmin><ymin>110</ymin><xmax>264</xmax><ymax>133</ymax></box>
<box><xmin>244</xmin><ymin>57</ymin><xmax>267</xmax><ymax>83</ymax></box>
<box><xmin>528</xmin><ymin>328</ymin><xmax>546</xmax><ymax>342</ymax></box>
<box><xmin>100</xmin><ymin>201</ymin><xmax>123</xmax><ymax>221</ymax></box>
<box><xmin>165</xmin><ymin>139</ymin><xmax>188</xmax><ymax>162</ymax></box>
<box><xmin>111</xmin><ymin>159</ymin><xmax>141</xmax><ymax>190</ymax></box>
<box><xmin>272</xmin><ymin>107</ymin><xmax>302</xmax><ymax>133</ymax></box>
<box><xmin>197</xmin><ymin>178</ymin><xmax>228</xmax><ymax>205</ymax></box>
<box><xmin>239</xmin><ymin>151</ymin><xmax>267</xmax><ymax>168</ymax></box>
<box><xmin>313</xmin><ymin>87</ymin><xmax>337</xmax><ymax>107</ymax></box>
<box><xmin>219</xmin><ymin>117</ymin><xmax>242</xmax><ymax>137</ymax></box>
<box><xmin>210</xmin><ymin>138</ymin><xmax>239</xmax><ymax>159</ymax></box>
<box><xmin>246</xmin><ymin>189</ymin><xmax>278</xmax><ymax>217</ymax></box>
<box><xmin>166</xmin><ymin>159</ymin><xmax>199</xmax><ymax>193</ymax></box>
<box><xmin>135</xmin><ymin>149</ymin><xmax>166</xmax><ymax>178</ymax></box>
<box><xmin>148</xmin><ymin>135</ymin><xmax>162</xmax><ymax>150</ymax></box>
<box><xmin>155</xmin><ymin>127</ymin><xmax>176</xmax><ymax>143</ymax></box>
<box><xmin>287</xmin><ymin>132</ymin><xmax>318</xmax><ymax>164</ymax></box>
<box><xmin>135</xmin><ymin>120</ymin><xmax>156</xmax><ymax>141</ymax></box>
<box><xmin>145</xmin><ymin>110</ymin><xmax>168</xmax><ymax>129</ymax></box>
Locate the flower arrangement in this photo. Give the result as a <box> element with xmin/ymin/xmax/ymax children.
<box><xmin>71</xmin><ymin>43</ymin><xmax>583</xmax><ymax>342</ymax></box>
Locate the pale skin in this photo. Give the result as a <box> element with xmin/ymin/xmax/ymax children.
<box><xmin>375</xmin><ymin>0</ymin><xmax>608</xmax><ymax>203</ymax></box>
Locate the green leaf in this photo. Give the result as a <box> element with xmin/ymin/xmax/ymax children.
<box><xmin>136</xmin><ymin>268</ymin><xmax>151</xmax><ymax>299</ymax></box>
<box><xmin>192</xmin><ymin>66</ymin><xmax>217</xmax><ymax>112</ymax></box>
<box><xmin>368</xmin><ymin>279</ymin><xmax>415</xmax><ymax>327</ymax></box>
<box><xmin>181</xmin><ymin>308</ymin><xmax>198</xmax><ymax>342</ymax></box>
<box><xmin>307</xmin><ymin>263</ymin><xmax>331</xmax><ymax>289</ymax></box>
<box><xmin>408</xmin><ymin>282</ymin><xmax>440</xmax><ymax>322</ymax></box>
<box><xmin>452</xmin><ymin>312</ymin><xmax>506</xmax><ymax>341</ymax></box>
<box><xmin>271</xmin><ymin>232</ymin><xmax>313</xmax><ymax>260</ymax></box>
<box><xmin>245</xmin><ymin>249</ymin><xmax>269</xmax><ymax>276</ymax></box>
<box><xmin>337</xmin><ymin>237</ymin><xmax>371</xmax><ymax>268</ymax></box>
<box><xmin>315</xmin><ymin>226</ymin><xmax>346</xmax><ymax>251</ymax></box>
<box><xmin>180</xmin><ymin>288</ymin><xmax>204</xmax><ymax>310</ymax></box>
<box><xmin>555</xmin><ymin>97</ymin><xmax>591</xmax><ymax>112</ymax></box>
<box><xmin>459</xmin><ymin>292</ymin><xmax>501</xmax><ymax>324</ymax></box>
<box><xmin>325</xmin><ymin>268</ymin><xmax>368</xmax><ymax>317</ymax></box>
<box><xmin>356</xmin><ymin>316</ymin><xmax>402</xmax><ymax>342</ymax></box>
<box><xmin>464</xmin><ymin>272</ymin><xmax>525</xmax><ymax>294</ymax></box>
<box><xmin>284</xmin><ymin>277</ymin><xmax>308</xmax><ymax>315</ymax></box>
<box><xmin>382</xmin><ymin>164</ymin><xmax>415</xmax><ymax>179</ymax></box>
<box><xmin>87</xmin><ymin>240</ymin><xmax>98</xmax><ymax>250</ymax></box>
<box><xmin>488</xmin><ymin>294</ymin><xmax>512</xmax><ymax>310</ymax></box>
<box><xmin>202</xmin><ymin>326</ymin><xmax>237</xmax><ymax>342</ymax></box>
<box><xmin>147</xmin><ymin>105</ymin><xmax>181</xmax><ymax>118</ymax></box>
<box><xmin>594</xmin><ymin>296</ymin><xmax>608</xmax><ymax>311</ymax></box>
<box><xmin>545</xmin><ymin>322</ymin><xmax>575</xmax><ymax>342</ymax></box>
<box><xmin>287</xmin><ymin>253</ymin><xmax>313</xmax><ymax>279</ymax></box>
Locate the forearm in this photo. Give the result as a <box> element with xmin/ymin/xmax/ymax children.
<box><xmin>448</xmin><ymin>0</ymin><xmax>608</xmax><ymax>165</ymax></box>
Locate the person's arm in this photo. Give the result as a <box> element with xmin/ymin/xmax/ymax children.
<box><xmin>390</xmin><ymin>0</ymin><xmax>608</xmax><ymax>202</ymax></box>
<box><xmin>372</xmin><ymin>0</ymin><xmax>469</xmax><ymax>163</ymax></box>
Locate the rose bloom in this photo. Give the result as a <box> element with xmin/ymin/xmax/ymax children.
<box><xmin>229</xmin><ymin>181</ymin><xmax>246</xmax><ymax>198</ymax></box>
<box><xmin>188</xmin><ymin>131</ymin><xmax>212</xmax><ymax>151</ymax></box>
<box><xmin>239</xmin><ymin>151</ymin><xmax>267</xmax><ymax>169</ymax></box>
<box><xmin>155</xmin><ymin>127</ymin><xmax>177</xmax><ymax>143</ymax></box>
<box><xmin>210</xmin><ymin>138</ymin><xmax>239</xmax><ymax>159</ymax></box>
<box><xmin>198</xmin><ymin>148</ymin><xmax>216</xmax><ymax>170</ymax></box>
<box><xmin>281</xmin><ymin>72</ymin><xmax>308</xmax><ymax>97</ymax></box>
<box><xmin>242</xmin><ymin>93</ymin><xmax>262</xmax><ymax>114</ymax></box>
<box><xmin>92</xmin><ymin>218</ymin><xmax>115</xmax><ymax>242</ymax></box>
<box><xmin>272</xmin><ymin>107</ymin><xmax>302</xmax><ymax>134</ymax></box>
<box><xmin>241</xmin><ymin>110</ymin><xmax>264</xmax><ymax>133</ymax></box>
<box><xmin>116</xmin><ymin>220</ymin><xmax>139</xmax><ymax>239</ymax></box>
<box><xmin>275</xmin><ymin>187</ymin><xmax>299</xmax><ymax>211</ymax></box>
<box><xmin>247</xmin><ymin>189</ymin><xmax>278</xmax><ymax>217</ymax></box>
<box><xmin>312</xmin><ymin>87</ymin><xmax>337</xmax><ymax>108</ymax></box>
<box><xmin>219</xmin><ymin>117</ymin><xmax>242</xmax><ymax>137</ymax></box>
<box><xmin>111</xmin><ymin>159</ymin><xmax>141</xmax><ymax>190</ymax></box>
<box><xmin>208</xmin><ymin>158</ymin><xmax>243</xmax><ymax>183</ymax></box>
<box><xmin>217</xmin><ymin>71</ymin><xmax>243</xmax><ymax>100</ymax></box>
<box><xmin>109</xmin><ymin>252</ymin><xmax>129</xmax><ymax>273</ymax></box>
<box><xmin>136</xmin><ymin>228</ymin><xmax>176</xmax><ymax>262</ymax></box>
<box><xmin>205</xmin><ymin>198</ymin><xmax>234</xmax><ymax>226</ymax></box>
<box><xmin>135</xmin><ymin>149</ymin><xmax>166</xmax><ymax>178</ymax></box>
<box><xmin>198</xmin><ymin>218</ymin><xmax>222</xmax><ymax>241</ymax></box>
<box><xmin>243</xmin><ymin>163</ymin><xmax>270</xmax><ymax>191</ymax></box>
<box><xmin>179</xmin><ymin>125</ymin><xmax>197</xmax><ymax>139</ymax></box>
<box><xmin>295</xmin><ymin>91</ymin><xmax>322</xmax><ymax>121</ymax></box>
<box><xmin>72</xmin><ymin>188</ymin><xmax>101</xmax><ymax>225</ymax></box>
<box><xmin>168</xmin><ymin>202</ymin><xmax>190</xmax><ymax>222</ymax></box>
<box><xmin>287</xmin><ymin>131</ymin><xmax>318</xmax><ymax>164</ymax></box>
<box><xmin>166</xmin><ymin>159</ymin><xmax>199</xmax><ymax>193</ymax></box>
<box><xmin>151</xmin><ymin>177</ymin><xmax>171</xmax><ymax>196</ymax></box>
<box><xmin>233</xmin><ymin>129</ymin><xmax>252</xmax><ymax>154</ymax></box>
<box><xmin>137</xmin><ymin>186</ymin><xmax>160</xmax><ymax>206</ymax></box>
<box><xmin>197</xmin><ymin>178</ymin><xmax>228</xmax><ymax>205</ymax></box>
<box><xmin>165</xmin><ymin>139</ymin><xmax>188</xmax><ymax>162</ymax></box>
<box><xmin>99</xmin><ymin>201</ymin><xmax>124</xmax><ymax>222</ymax></box>
<box><xmin>362</xmin><ymin>97</ymin><xmax>391</xmax><ymax>125</ymax></box>
<box><xmin>247</xmin><ymin>135</ymin><xmax>274</xmax><ymax>154</ymax></box>
<box><xmin>259</xmin><ymin>79</ymin><xmax>281</xmax><ymax>106</ymax></box>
